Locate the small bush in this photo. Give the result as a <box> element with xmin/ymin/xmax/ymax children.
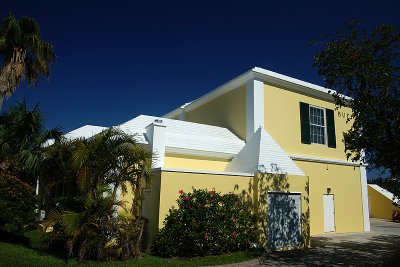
<box><xmin>0</xmin><ymin>168</ymin><xmax>37</xmax><ymax>233</ymax></box>
<box><xmin>151</xmin><ymin>188</ymin><xmax>256</xmax><ymax>257</ymax></box>
<box><xmin>44</xmin><ymin>189</ymin><xmax>146</xmax><ymax>262</ymax></box>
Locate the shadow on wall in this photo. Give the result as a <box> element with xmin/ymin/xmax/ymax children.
<box><xmin>235</xmin><ymin>167</ymin><xmax>310</xmax><ymax>250</ymax></box>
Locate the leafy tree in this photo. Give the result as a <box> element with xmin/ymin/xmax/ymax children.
<box><xmin>0</xmin><ymin>13</ymin><xmax>55</xmax><ymax>109</ymax></box>
<box><xmin>43</xmin><ymin>128</ymin><xmax>153</xmax><ymax>261</ymax></box>
<box><xmin>0</xmin><ymin>102</ymin><xmax>60</xmax><ymax>234</ymax></box>
<box><xmin>313</xmin><ymin>22</ymin><xmax>400</xmax><ymax>183</ymax></box>
<box><xmin>47</xmin><ymin>186</ymin><xmax>144</xmax><ymax>261</ymax></box>
<box><xmin>0</xmin><ymin>101</ymin><xmax>61</xmax><ymax>185</ymax></box>
<box><xmin>39</xmin><ymin>138</ymin><xmax>79</xmax><ymax>212</ymax></box>
<box><xmin>0</xmin><ymin>162</ymin><xmax>37</xmax><ymax>233</ymax></box>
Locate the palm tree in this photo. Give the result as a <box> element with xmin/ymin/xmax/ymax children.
<box><xmin>43</xmin><ymin>128</ymin><xmax>153</xmax><ymax>261</ymax></box>
<box><xmin>0</xmin><ymin>101</ymin><xmax>61</xmax><ymax>185</ymax></box>
<box><xmin>0</xmin><ymin>13</ymin><xmax>55</xmax><ymax>109</ymax></box>
<box><xmin>71</xmin><ymin>128</ymin><xmax>153</xmax><ymax>215</ymax></box>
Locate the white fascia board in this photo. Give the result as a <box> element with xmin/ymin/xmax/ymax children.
<box><xmin>156</xmin><ymin>167</ymin><xmax>254</xmax><ymax>177</ymax></box>
<box><xmin>252</xmin><ymin>67</ymin><xmax>334</xmax><ymax>95</ymax></box>
<box><xmin>163</xmin><ymin>69</ymin><xmax>254</xmax><ymax>118</ymax></box>
<box><xmin>166</xmin><ymin>146</ymin><xmax>235</xmax><ymax>159</ymax></box>
<box><xmin>290</xmin><ymin>154</ymin><xmax>366</xmax><ymax>167</ymax></box>
<box><xmin>253</xmin><ymin>68</ymin><xmax>353</xmax><ymax>102</ymax></box>
<box><xmin>164</xmin><ymin>67</ymin><xmax>347</xmax><ymax>119</ymax></box>
<box><xmin>369</xmin><ymin>184</ymin><xmax>399</xmax><ymax>202</ymax></box>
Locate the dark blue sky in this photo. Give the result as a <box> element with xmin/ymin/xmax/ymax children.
<box><xmin>2</xmin><ymin>0</ymin><xmax>400</xmax><ymax>132</ymax></box>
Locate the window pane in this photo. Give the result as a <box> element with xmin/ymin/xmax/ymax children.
<box><xmin>309</xmin><ymin>106</ymin><xmax>325</xmax><ymax>144</ymax></box>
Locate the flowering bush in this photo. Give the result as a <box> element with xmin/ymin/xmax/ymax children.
<box><xmin>151</xmin><ymin>188</ymin><xmax>256</xmax><ymax>257</ymax></box>
<box><xmin>0</xmin><ymin>166</ymin><xmax>37</xmax><ymax>233</ymax></box>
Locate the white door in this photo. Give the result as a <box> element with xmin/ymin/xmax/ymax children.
<box><xmin>323</xmin><ymin>194</ymin><xmax>335</xmax><ymax>232</ymax></box>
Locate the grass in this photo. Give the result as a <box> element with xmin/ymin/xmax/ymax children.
<box><xmin>0</xmin><ymin>230</ymin><xmax>260</xmax><ymax>267</ymax></box>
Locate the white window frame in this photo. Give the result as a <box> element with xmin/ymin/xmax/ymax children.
<box><xmin>309</xmin><ymin>105</ymin><xmax>327</xmax><ymax>145</ymax></box>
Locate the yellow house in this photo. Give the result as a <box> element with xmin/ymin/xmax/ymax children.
<box><xmin>368</xmin><ymin>184</ymin><xmax>400</xmax><ymax>220</ymax></box>
<box><xmin>68</xmin><ymin>67</ymin><xmax>370</xmax><ymax>248</ymax></box>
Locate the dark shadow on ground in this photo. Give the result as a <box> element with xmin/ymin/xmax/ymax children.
<box><xmin>259</xmin><ymin>232</ymin><xmax>400</xmax><ymax>266</ymax></box>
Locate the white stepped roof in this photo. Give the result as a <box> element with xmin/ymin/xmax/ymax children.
<box><xmin>118</xmin><ymin>115</ymin><xmax>245</xmax><ymax>158</ymax></box>
<box><xmin>369</xmin><ymin>184</ymin><xmax>400</xmax><ymax>204</ymax></box>
<box><xmin>225</xmin><ymin>127</ymin><xmax>304</xmax><ymax>176</ymax></box>
<box><xmin>65</xmin><ymin>125</ymin><xmax>108</xmax><ymax>140</ymax></box>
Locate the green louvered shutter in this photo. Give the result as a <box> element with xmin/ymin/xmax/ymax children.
<box><xmin>300</xmin><ymin>102</ymin><xmax>310</xmax><ymax>144</ymax></box>
<box><xmin>326</xmin><ymin>108</ymin><xmax>336</xmax><ymax>148</ymax></box>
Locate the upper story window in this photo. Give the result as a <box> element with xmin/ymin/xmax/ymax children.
<box><xmin>309</xmin><ymin>106</ymin><xmax>326</xmax><ymax>145</ymax></box>
<box><xmin>300</xmin><ymin>102</ymin><xmax>336</xmax><ymax>148</ymax></box>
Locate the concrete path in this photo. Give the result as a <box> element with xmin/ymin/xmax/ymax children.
<box><xmin>216</xmin><ymin>218</ymin><xmax>400</xmax><ymax>267</ymax></box>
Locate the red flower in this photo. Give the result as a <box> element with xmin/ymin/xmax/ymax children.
<box><xmin>232</xmin><ymin>231</ymin><xmax>237</xmax><ymax>237</ymax></box>
<box><xmin>209</xmin><ymin>191</ymin><xmax>214</xmax><ymax>195</ymax></box>
<box><xmin>204</xmin><ymin>234</ymin><xmax>209</xmax><ymax>240</ymax></box>
<box><xmin>184</xmin><ymin>195</ymin><xmax>190</xmax><ymax>201</ymax></box>
<box><xmin>178</xmin><ymin>189</ymin><xmax>183</xmax><ymax>195</ymax></box>
<box><xmin>211</xmin><ymin>198</ymin><xmax>215</xmax><ymax>203</ymax></box>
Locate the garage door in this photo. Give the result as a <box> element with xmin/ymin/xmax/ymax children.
<box><xmin>267</xmin><ymin>192</ymin><xmax>302</xmax><ymax>249</ymax></box>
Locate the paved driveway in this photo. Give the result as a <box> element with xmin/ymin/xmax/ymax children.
<box><xmin>220</xmin><ymin>218</ymin><xmax>400</xmax><ymax>267</ymax></box>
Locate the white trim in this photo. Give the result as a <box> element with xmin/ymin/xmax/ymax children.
<box><xmin>361</xmin><ymin>166</ymin><xmax>371</xmax><ymax>231</ymax></box>
<box><xmin>156</xmin><ymin>167</ymin><xmax>254</xmax><ymax>177</ymax></box>
<box><xmin>164</xmin><ymin>67</ymin><xmax>339</xmax><ymax>119</ymax></box>
<box><xmin>253</xmin><ymin>67</ymin><xmax>334</xmax><ymax>95</ymax></box>
<box><xmin>246</xmin><ymin>79</ymin><xmax>265</xmax><ymax>141</ymax></box>
<box><xmin>164</xmin><ymin>70</ymin><xmax>253</xmax><ymax>118</ymax></box>
<box><xmin>290</xmin><ymin>154</ymin><xmax>365</xmax><ymax>167</ymax></box>
<box><xmin>165</xmin><ymin>147</ymin><xmax>235</xmax><ymax>159</ymax></box>
<box><xmin>369</xmin><ymin>184</ymin><xmax>399</xmax><ymax>203</ymax></box>
<box><xmin>145</xmin><ymin>121</ymin><xmax>167</xmax><ymax>168</ymax></box>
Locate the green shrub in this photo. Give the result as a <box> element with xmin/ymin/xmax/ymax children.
<box><xmin>0</xmin><ymin>168</ymin><xmax>37</xmax><ymax>233</ymax></box>
<box><xmin>44</xmin><ymin>187</ymin><xmax>146</xmax><ymax>262</ymax></box>
<box><xmin>151</xmin><ymin>188</ymin><xmax>256</xmax><ymax>257</ymax></box>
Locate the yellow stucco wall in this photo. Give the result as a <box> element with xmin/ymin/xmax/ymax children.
<box><xmin>164</xmin><ymin>153</ymin><xmax>229</xmax><ymax>171</ymax></box>
<box><xmin>157</xmin><ymin>171</ymin><xmax>252</xmax><ymax>228</ymax></box>
<box><xmin>145</xmin><ymin>171</ymin><xmax>309</xmax><ymax>246</ymax></box>
<box><xmin>118</xmin><ymin>184</ymin><xmax>133</xmax><ymax>215</ymax></box>
<box><xmin>368</xmin><ymin>185</ymin><xmax>400</xmax><ymax>219</ymax></box>
<box><xmin>295</xmin><ymin>161</ymin><xmax>364</xmax><ymax>235</ymax></box>
<box><xmin>186</xmin><ymin>85</ymin><xmax>246</xmax><ymax>140</ymax></box>
<box><xmin>264</xmin><ymin>83</ymin><xmax>353</xmax><ymax>161</ymax></box>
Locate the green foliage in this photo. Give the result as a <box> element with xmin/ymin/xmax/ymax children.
<box><xmin>151</xmin><ymin>188</ymin><xmax>256</xmax><ymax>258</ymax></box>
<box><xmin>0</xmin><ymin>235</ymin><xmax>259</xmax><ymax>267</ymax></box>
<box><xmin>42</xmin><ymin>129</ymin><xmax>153</xmax><ymax>262</ymax></box>
<box><xmin>0</xmin><ymin>12</ymin><xmax>56</xmax><ymax>99</ymax></box>
<box><xmin>44</xmin><ymin>187</ymin><xmax>145</xmax><ymax>262</ymax></box>
<box><xmin>0</xmin><ymin>101</ymin><xmax>61</xmax><ymax>185</ymax></box>
<box><xmin>0</xmin><ymin>163</ymin><xmax>36</xmax><ymax>233</ymax></box>
<box><xmin>313</xmin><ymin>21</ymin><xmax>400</xmax><ymax>183</ymax></box>
<box><xmin>0</xmin><ymin>102</ymin><xmax>58</xmax><ymax>234</ymax></box>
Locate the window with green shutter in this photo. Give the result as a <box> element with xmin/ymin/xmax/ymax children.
<box><xmin>300</xmin><ymin>102</ymin><xmax>311</xmax><ymax>144</ymax></box>
<box><xmin>326</xmin><ymin>108</ymin><xmax>336</xmax><ymax>148</ymax></box>
<box><xmin>299</xmin><ymin>102</ymin><xmax>336</xmax><ymax>148</ymax></box>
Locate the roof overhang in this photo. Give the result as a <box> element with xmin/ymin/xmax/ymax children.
<box><xmin>164</xmin><ymin>67</ymin><xmax>339</xmax><ymax>119</ymax></box>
